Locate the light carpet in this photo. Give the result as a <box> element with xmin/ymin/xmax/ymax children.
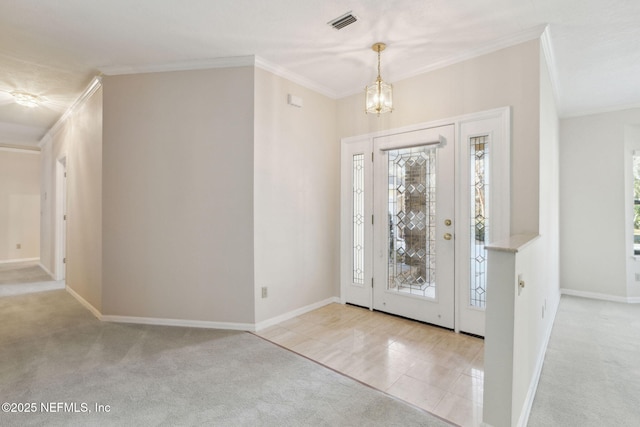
<box><xmin>0</xmin><ymin>261</ymin><xmax>63</xmax><ymax>297</ymax></box>
<box><xmin>528</xmin><ymin>295</ymin><xmax>640</xmax><ymax>426</ymax></box>
<box><xmin>0</xmin><ymin>290</ymin><xmax>453</xmax><ymax>426</ymax></box>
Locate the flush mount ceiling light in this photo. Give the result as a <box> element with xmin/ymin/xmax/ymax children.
<box><xmin>365</xmin><ymin>42</ymin><xmax>393</xmax><ymax>116</ymax></box>
<box><xmin>11</xmin><ymin>91</ymin><xmax>42</xmax><ymax>108</ymax></box>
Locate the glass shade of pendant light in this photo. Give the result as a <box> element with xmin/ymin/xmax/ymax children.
<box><xmin>365</xmin><ymin>42</ymin><xmax>393</xmax><ymax>115</ymax></box>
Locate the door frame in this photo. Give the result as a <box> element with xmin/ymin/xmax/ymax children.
<box><xmin>455</xmin><ymin>108</ymin><xmax>511</xmax><ymax>335</ymax></box>
<box><xmin>340</xmin><ymin>107</ymin><xmax>510</xmax><ymax>333</ymax></box>
<box><xmin>55</xmin><ymin>156</ymin><xmax>67</xmax><ymax>281</ymax></box>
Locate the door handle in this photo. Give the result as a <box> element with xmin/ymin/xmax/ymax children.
<box><xmin>444</xmin><ymin>233</ymin><xmax>453</xmax><ymax>241</ymax></box>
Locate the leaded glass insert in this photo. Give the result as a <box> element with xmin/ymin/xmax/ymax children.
<box><xmin>353</xmin><ymin>154</ymin><xmax>365</xmax><ymax>284</ymax></box>
<box><xmin>388</xmin><ymin>146</ymin><xmax>437</xmax><ymax>299</ymax></box>
<box><xmin>470</xmin><ymin>135</ymin><xmax>489</xmax><ymax>308</ymax></box>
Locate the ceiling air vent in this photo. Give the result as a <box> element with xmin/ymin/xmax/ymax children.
<box><xmin>328</xmin><ymin>12</ymin><xmax>357</xmax><ymax>30</ymax></box>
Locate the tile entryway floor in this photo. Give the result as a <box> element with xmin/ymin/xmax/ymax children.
<box><xmin>255</xmin><ymin>303</ymin><xmax>483</xmax><ymax>427</ymax></box>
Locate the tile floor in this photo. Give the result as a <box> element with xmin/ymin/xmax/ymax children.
<box><xmin>255</xmin><ymin>303</ymin><xmax>484</xmax><ymax>427</ymax></box>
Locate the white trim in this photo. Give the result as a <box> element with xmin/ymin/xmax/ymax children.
<box><xmin>38</xmin><ymin>75</ymin><xmax>102</xmax><ymax>148</ymax></box>
<box><xmin>340</xmin><ymin>24</ymin><xmax>547</xmax><ymax>98</ymax></box>
<box><xmin>340</xmin><ymin>137</ymin><xmax>374</xmax><ymax>309</ymax></box>
<box><xmin>66</xmin><ymin>285</ymin><xmax>102</xmax><ymax>320</ymax></box>
<box><xmin>39</xmin><ymin>76</ymin><xmax>103</xmax><ymax>146</ymax></box>
<box><xmin>341</xmin><ymin>107</ymin><xmax>511</xmax><ymax>144</ymax></box>
<box><xmin>560</xmin><ymin>288</ymin><xmax>639</xmax><ymax>303</ymax></box>
<box><xmin>100</xmin><ymin>55</ymin><xmax>338</xmax><ymax>99</ymax></box>
<box><xmin>561</xmin><ymin>102</ymin><xmax>640</xmax><ymax>119</ymax></box>
<box><xmin>456</xmin><ymin>107</ymin><xmax>512</xmax><ymax>336</ymax></box>
<box><xmin>0</xmin><ymin>257</ymin><xmax>40</xmax><ymax>264</ymax></box>
<box><xmin>99</xmin><ymin>55</ymin><xmax>255</xmax><ymax>76</ymax></box>
<box><xmin>0</xmin><ymin>146</ymin><xmax>40</xmax><ymax>154</ymax></box>
<box><xmin>516</xmin><ymin>291</ymin><xmax>560</xmax><ymax>427</ymax></box>
<box><xmin>102</xmin><ymin>314</ymin><xmax>255</xmax><ymax>331</ymax></box>
<box><xmin>340</xmin><ymin>107</ymin><xmax>511</xmax><ymax>332</ymax></box>
<box><xmin>540</xmin><ymin>25</ymin><xmax>561</xmax><ymax>109</ymax></box>
<box><xmin>255</xmin><ymin>297</ymin><xmax>340</xmax><ymax>331</ymax></box>
<box><xmin>254</xmin><ymin>56</ymin><xmax>338</xmax><ymax>99</ymax></box>
<box><xmin>38</xmin><ymin>262</ymin><xmax>54</xmax><ymax>279</ymax></box>
<box><xmin>54</xmin><ymin>157</ymin><xmax>67</xmax><ymax>281</ymax></box>
<box><xmin>66</xmin><ymin>285</ymin><xmax>258</xmax><ymax>330</ymax></box>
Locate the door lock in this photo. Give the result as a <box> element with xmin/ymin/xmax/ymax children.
<box><xmin>444</xmin><ymin>233</ymin><xmax>453</xmax><ymax>241</ymax></box>
<box><xmin>444</xmin><ymin>219</ymin><xmax>452</xmax><ymax>226</ymax></box>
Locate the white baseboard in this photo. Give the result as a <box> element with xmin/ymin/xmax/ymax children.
<box><xmin>66</xmin><ymin>287</ymin><xmax>339</xmax><ymax>332</ymax></box>
<box><xmin>66</xmin><ymin>286</ymin><xmax>255</xmax><ymax>331</ymax></box>
<box><xmin>516</xmin><ymin>291</ymin><xmax>561</xmax><ymax>427</ymax></box>
<box><xmin>254</xmin><ymin>297</ymin><xmax>341</xmax><ymax>331</ymax></box>
<box><xmin>38</xmin><ymin>262</ymin><xmax>54</xmax><ymax>279</ymax></box>
<box><xmin>66</xmin><ymin>285</ymin><xmax>102</xmax><ymax>320</ymax></box>
<box><xmin>0</xmin><ymin>257</ymin><xmax>40</xmax><ymax>264</ymax></box>
<box><xmin>561</xmin><ymin>288</ymin><xmax>639</xmax><ymax>303</ymax></box>
<box><xmin>102</xmin><ymin>314</ymin><xmax>254</xmax><ymax>331</ymax></box>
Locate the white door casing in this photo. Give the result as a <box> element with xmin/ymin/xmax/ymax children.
<box><xmin>340</xmin><ymin>108</ymin><xmax>510</xmax><ymax>336</ymax></box>
<box><xmin>55</xmin><ymin>157</ymin><xmax>67</xmax><ymax>281</ymax></box>
<box><xmin>456</xmin><ymin>110</ymin><xmax>510</xmax><ymax>336</ymax></box>
<box><xmin>340</xmin><ymin>138</ymin><xmax>373</xmax><ymax>308</ymax></box>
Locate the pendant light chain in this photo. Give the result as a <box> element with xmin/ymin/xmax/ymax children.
<box><xmin>365</xmin><ymin>42</ymin><xmax>393</xmax><ymax>115</ymax></box>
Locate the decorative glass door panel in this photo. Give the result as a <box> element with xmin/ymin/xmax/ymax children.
<box><xmin>342</xmin><ymin>110</ymin><xmax>510</xmax><ymax>334</ymax></box>
<box><xmin>388</xmin><ymin>146</ymin><xmax>437</xmax><ymax>299</ymax></box>
<box><xmin>470</xmin><ymin>135</ymin><xmax>489</xmax><ymax>308</ymax></box>
<box><xmin>341</xmin><ymin>139</ymin><xmax>373</xmax><ymax>309</ymax></box>
<box><xmin>373</xmin><ymin>125</ymin><xmax>455</xmax><ymax>329</ymax></box>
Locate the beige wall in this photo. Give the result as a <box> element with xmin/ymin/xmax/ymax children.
<box><xmin>482</xmin><ymin>44</ymin><xmax>561</xmax><ymax>427</ymax></box>
<box><xmin>253</xmin><ymin>68</ymin><xmax>339</xmax><ymax>323</ymax></box>
<box><xmin>560</xmin><ymin>107</ymin><xmax>640</xmax><ymax>299</ymax></box>
<box><xmin>338</xmin><ymin>39</ymin><xmax>541</xmax><ymax>236</ymax></box>
<box><xmin>102</xmin><ymin>67</ymin><xmax>255</xmax><ymax>324</ymax></box>
<box><xmin>513</xmin><ymin>45</ymin><xmax>561</xmax><ymax>425</ymax></box>
<box><xmin>40</xmin><ymin>87</ymin><xmax>103</xmax><ymax>308</ymax></box>
<box><xmin>0</xmin><ymin>149</ymin><xmax>40</xmax><ymax>262</ymax></box>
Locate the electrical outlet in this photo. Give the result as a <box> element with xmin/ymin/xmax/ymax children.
<box><xmin>261</xmin><ymin>287</ymin><xmax>268</xmax><ymax>298</ymax></box>
<box><xmin>16</xmin><ymin>243</ymin><xmax>21</xmax><ymax>249</ymax></box>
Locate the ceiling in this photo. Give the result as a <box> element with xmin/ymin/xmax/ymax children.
<box><xmin>1</xmin><ymin>0</ymin><xmax>639</xmax><ymax>149</ymax></box>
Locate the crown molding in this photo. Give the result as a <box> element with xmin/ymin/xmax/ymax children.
<box><xmin>254</xmin><ymin>56</ymin><xmax>338</xmax><ymax>99</ymax></box>
<box><xmin>39</xmin><ymin>75</ymin><xmax>103</xmax><ymax>147</ymax></box>
<box><xmin>99</xmin><ymin>55</ymin><xmax>256</xmax><ymax>76</ymax></box>
<box><xmin>540</xmin><ymin>25</ymin><xmax>561</xmax><ymax>108</ymax></box>
<box><xmin>561</xmin><ymin>101</ymin><xmax>640</xmax><ymax>119</ymax></box>
<box><xmin>100</xmin><ymin>54</ymin><xmax>339</xmax><ymax>99</ymax></box>
<box><xmin>397</xmin><ymin>24</ymin><xmax>548</xmax><ymax>83</ymax></box>
<box><xmin>0</xmin><ymin>145</ymin><xmax>40</xmax><ymax>154</ymax></box>
<box><xmin>339</xmin><ymin>24</ymin><xmax>549</xmax><ymax>99</ymax></box>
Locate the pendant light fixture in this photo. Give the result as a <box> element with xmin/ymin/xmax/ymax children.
<box><xmin>365</xmin><ymin>42</ymin><xmax>393</xmax><ymax>115</ymax></box>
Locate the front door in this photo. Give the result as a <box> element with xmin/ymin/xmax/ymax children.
<box><xmin>340</xmin><ymin>109</ymin><xmax>510</xmax><ymax>335</ymax></box>
<box><xmin>372</xmin><ymin>125</ymin><xmax>455</xmax><ymax>328</ymax></box>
